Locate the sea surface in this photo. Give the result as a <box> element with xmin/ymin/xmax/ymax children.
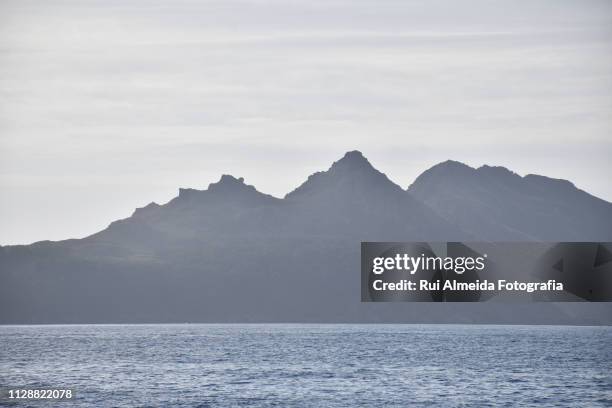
<box><xmin>0</xmin><ymin>324</ymin><xmax>611</xmax><ymax>407</ymax></box>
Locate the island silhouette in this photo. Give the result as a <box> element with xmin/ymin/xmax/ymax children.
<box><xmin>1</xmin><ymin>151</ymin><xmax>611</xmax><ymax>324</ymax></box>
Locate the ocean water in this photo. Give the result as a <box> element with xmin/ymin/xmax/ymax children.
<box><xmin>0</xmin><ymin>324</ymin><xmax>611</xmax><ymax>407</ymax></box>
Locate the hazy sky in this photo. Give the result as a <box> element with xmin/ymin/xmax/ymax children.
<box><xmin>1</xmin><ymin>0</ymin><xmax>611</xmax><ymax>245</ymax></box>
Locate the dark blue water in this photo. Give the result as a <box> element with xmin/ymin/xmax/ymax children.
<box><xmin>1</xmin><ymin>324</ymin><xmax>611</xmax><ymax>407</ymax></box>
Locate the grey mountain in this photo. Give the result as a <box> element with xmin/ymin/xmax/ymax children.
<box><xmin>0</xmin><ymin>151</ymin><xmax>611</xmax><ymax>324</ymax></box>
<box><xmin>409</xmin><ymin>160</ymin><xmax>612</xmax><ymax>241</ymax></box>
<box><xmin>282</xmin><ymin>151</ymin><xmax>468</xmax><ymax>240</ymax></box>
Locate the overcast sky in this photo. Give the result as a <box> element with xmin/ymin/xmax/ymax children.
<box><xmin>1</xmin><ymin>0</ymin><xmax>611</xmax><ymax>245</ymax></box>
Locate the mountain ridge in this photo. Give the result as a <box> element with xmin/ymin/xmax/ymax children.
<box><xmin>409</xmin><ymin>157</ymin><xmax>612</xmax><ymax>240</ymax></box>
<box><xmin>1</xmin><ymin>151</ymin><xmax>610</xmax><ymax>248</ymax></box>
<box><xmin>1</xmin><ymin>151</ymin><xmax>611</xmax><ymax>325</ymax></box>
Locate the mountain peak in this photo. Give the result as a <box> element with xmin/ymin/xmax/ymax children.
<box><xmin>214</xmin><ymin>174</ymin><xmax>245</xmax><ymax>186</ymax></box>
<box><xmin>411</xmin><ymin>160</ymin><xmax>474</xmax><ymax>185</ymax></box>
<box><xmin>416</xmin><ymin>160</ymin><xmax>523</xmax><ymax>182</ymax></box>
<box><xmin>410</xmin><ymin>161</ymin><xmax>527</xmax><ymax>193</ymax></box>
<box><xmin>172</xmin><ymin>174</ymin><xmax>277</xmax><ymax>209</ymax></box>
<box><xmin>341</xmin><ymin>150</ymin><xmax>366</xmax><ymax>161</ymax></box>
<box><xmin>331</xmin><ymin>150</ymin><xmax>374</xmax><ymax>171</ymax></box>
<box><xmin>434</xmin><ymin>160</ymin><xmax>473</xmax><ymax>171</ymax></box>
<box><xmin>478</xmin><ymin>165</ymin><xmax>519</xmax><ymax>179</ymax></box>
<box><xmin>175</xmin><ymin>175</ymin><xmax>252</xmax><ymax>199</ymax></box>
<box><xmin>285</xmin><ymin>151</ymin><xmax>403</xmax><ymax>200</ymax></box>
<box><xmin>207</xmin><ymin>174</ymin><xmax>257</xmax><ymax>194</ymax></box>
